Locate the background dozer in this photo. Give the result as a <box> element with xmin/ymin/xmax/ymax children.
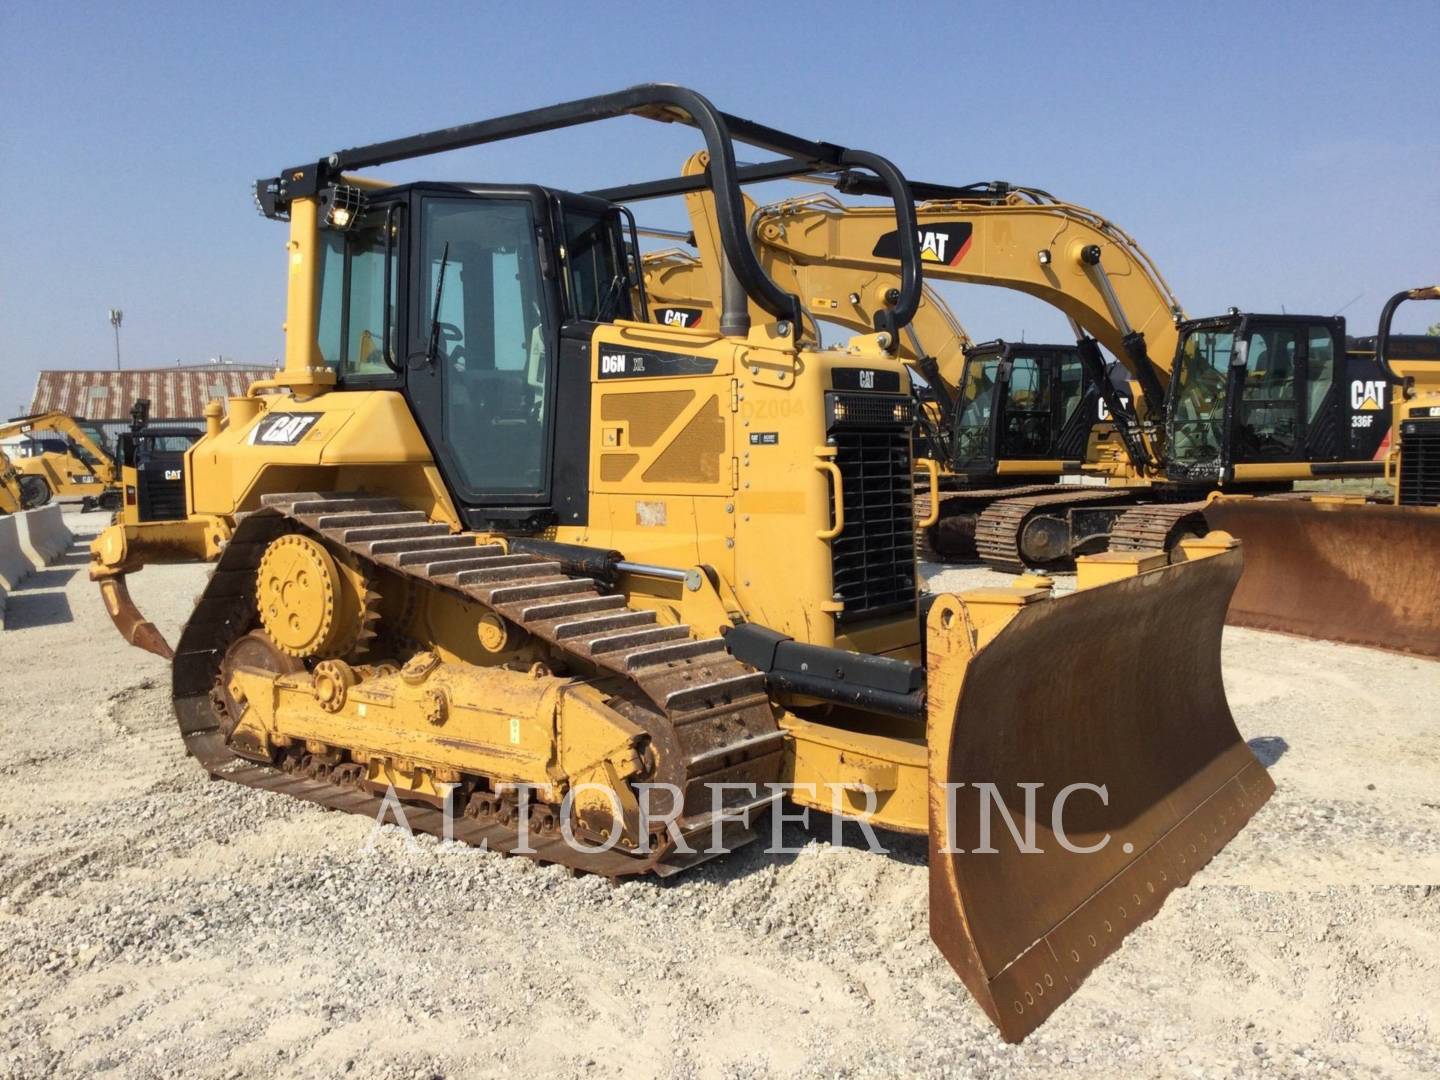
<box><xmin>1204</xmin><ymin>286</ymin><xmax>1440</xmax><ymax>657</ymax></box>
<box><xmin>112</xmin><ymin>399</ymin><xmax>202</xmax><ymax>525</ymax></box>
<box><xmin>89</xmin><ymin>85</ymin><xmax>1274</xmax><ymax>1042</ymax></box>
<box><xmin>1</xmin><ymin>411</ymin><xmax>122</xmax><ymax>511</ymax></box>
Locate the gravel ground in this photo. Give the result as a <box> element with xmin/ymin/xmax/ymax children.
<box><xmin>0</xmin><ymin>509</ymin><xmax>1437</xmax><ymax>1078</ymax></box>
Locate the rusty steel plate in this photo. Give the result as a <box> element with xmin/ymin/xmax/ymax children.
<box><xmin>927</xmin><ymin>547</ymin><xmax>1274</xmax><ymax>1042</ymax></box>
<box><xmin>1205</xmin><ymin>497</ymin><xmax>1440</xmax><ymax>659</ymax></box>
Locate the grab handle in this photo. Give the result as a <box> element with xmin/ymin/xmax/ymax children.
<box><xmin>915</xmin><ymin>458</ymin><xmax>941</xmax><ymax>528</ymax></box>
<box><xmin>815</xmin><ymin>459</ymin><xmax>845</xmax><ymax>540</ymax></box>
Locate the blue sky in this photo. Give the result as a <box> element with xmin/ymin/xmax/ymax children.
<box><xmin>2</xmin><ymin>0</ymin><xmax>1437</xmax><ymax>414</ymax></box>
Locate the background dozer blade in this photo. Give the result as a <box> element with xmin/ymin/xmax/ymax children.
<box><xmin>1203</xmin><ymin>497</ymin><xmax>1440</xmax><ymax>658</ymax></box>
<box><xmin>924</xmin><ymin>546</ymin><xmax>1273</xmax><ymax>1042</ymax></box>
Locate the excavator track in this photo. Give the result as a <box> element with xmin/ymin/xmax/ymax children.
<box><xmin>975</xmin><ymin>488</ymin><xmax>1137</xmax><ymax>572</ymax></box>
<box><xmin>171</xmin><ymin>492</ymin><xmax>783</xmax><ymax>879</ymax></box>
<box><xmin>919</xmin><ymin>484</ymin><xmax>1077</xmax><ymax>561</ymax></box>
<box><xmin>1108</xmin><ymin>501</ymin><xmax>1210</xmax><ymax>554</ymax></box>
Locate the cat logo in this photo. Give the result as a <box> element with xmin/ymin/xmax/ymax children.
<box><xmin>657</xmin><ymin>306</ymin><xmax>702</xmax><ymax>329</ymax></box>
<box><xmin>1097</xmin><ymin>395</ymin><xmax>1131</xmax><ymax>422</ymax></box>
<box><xmin>251</xmin><ymin>413</ymin><xmax>322</xmax><ymax>446</ymax></box>
<box><xmin>163</xmin><ymin>469</ymin><xmax>182</xmax><ymax>481</ymax></box>
<box><xmin>871</xmin><ymin>222</ymin><xmax>973</xmax><ymax>267</ymax></box>
<box><xmin>1350</xmin><ymin>379</ymin><xmax>1386</xmax><ymax>412</ymax></box>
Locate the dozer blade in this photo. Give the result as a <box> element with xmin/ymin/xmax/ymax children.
<box><xmin>1203</xmin><ymin>496</ymin><xmax>1440</xmax><ymax>658</ymax></box>
<box><xmin>924</xmin><ymin>544</ymin><xmax>1273</xmax><ymax>1042</ymax></box>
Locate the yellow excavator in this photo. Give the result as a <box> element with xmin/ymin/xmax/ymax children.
<box><xmin>645</xmin><ymin>182</ymin><xmax>1437</xmax><ymax>654</ymax></box>
<box><xmin>2</xmin><ymin>411</ymin><xmax>122</xmax><ymax>511</ymax></box>
<box><xmin>88</xmin><ymin>86</ymin><xmax>1273</xmax><ymax>1042</ymax></box>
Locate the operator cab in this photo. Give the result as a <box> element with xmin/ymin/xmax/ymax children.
<box><xmin>310</xmin><ymin>181</ymin><xmax>639</xmax><ymax>532</ymax></box>
<box><xmin>948</xmin><ymin>340</ymin><xmax>1093</xmax><ymax>482</ymax></box>
<box><xmin>13</xmin><ymin>436</ymin><xmax>71</xmax><ymax>459</ymax></box>
<box><xmin>1165</xmin><ymin>312</ymin><xmax>1391</xmax><ymax>483</ymax></box>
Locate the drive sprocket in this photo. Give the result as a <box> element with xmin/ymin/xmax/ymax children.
<box><xmin>255</xmin><ymin>533</ymin><xmax>378</xmax><ymax>659</ymax></box>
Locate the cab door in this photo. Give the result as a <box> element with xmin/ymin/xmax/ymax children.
<box><xmin>1231</xmin><ymin>322</ymin><xmax>1303</xmax><ymax>463</ymax></box>
<box><xmin>1300</xmin><ymin>319</ymin><xmax>1344</xmax><ymax>459</ymax></box>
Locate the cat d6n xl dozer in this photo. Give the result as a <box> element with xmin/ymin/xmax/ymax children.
<box><xmin>89</xmin><ymin>86</ymin><xmax>1273</xmax><ymax>1042</ymax></box>
<box><xmin>1204</xmin><ymin>286</ymin><xmax>1440</xmax><ymax>658</ymax></box>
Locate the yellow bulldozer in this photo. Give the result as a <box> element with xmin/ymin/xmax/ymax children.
<box><xmin>89</xmin><ymin>85</ymin><xmax>1274</xmax><ymax>1042</ymax></box>
<box><xmin>643</xmin><ymin>183</ymin><xmax>1439</xmax><ymax>656</ymax></box>
<box><xmin>1205</xmin><ymin>286</ymin><xmax>1440</xmax><ymax>657</ymax></box>
<box><xmin>2</xmin><ymin>411</ymin><xmax>123</xmax><ymax>511</ymax></box>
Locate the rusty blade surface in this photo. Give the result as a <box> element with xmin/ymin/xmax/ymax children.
<box><xmin>928</xmin><ymin>546</ymin><xmax>1273</xmax><ymax>1042</ymax></box>
<box><xmin>1204</xmin><ymin>497</ymin><xmax>1440</xmax><ymax>658</ymax></box>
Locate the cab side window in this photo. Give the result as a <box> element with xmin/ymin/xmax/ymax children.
<box><xmin>1305</xmin><ymin>326</ymin><xmax>1336</xmax><ymax>423</ymax></box>
<box><xmin>563</xmin><ymin>210</ymin><xmax>632</xmax><ymax>322</ymax></box>
<box><xmin>315</xmin><ymin>213</ymin><xmax>398</xmax><ymax>379</ymax></box>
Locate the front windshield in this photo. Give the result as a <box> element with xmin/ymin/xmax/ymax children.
<box><xmin>145</xmin><ymin>434</ymin><xmax>198</xmax><ymax>453</ymax></box>
<box><xmin>1169</xmin><ymin>328</ymin><xmax>1234</xmax><ymax>468</ymax></box>
<box><xmin>420</xmin><ymin>198</ymin><xmax>549</xmax><ymax>495</ymax></box>
<box><xmin>952</xmin><ymin>356</ymin><xmax>1000</xmax><ymax>465</ymax></box>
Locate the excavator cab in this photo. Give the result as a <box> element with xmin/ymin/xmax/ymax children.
<box><xmin>950</xmin><ymin>340</ymin><xmax>1092</xmax><ymax>483</ymax></box>
<box><xmin>1165</xmin><ymin>312</ymin><xmax>1390</xmax><ymax>485</ymax></box>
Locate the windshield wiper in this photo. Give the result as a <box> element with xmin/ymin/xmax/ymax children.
<box><xmin>595</xmin><ymin>272</ymin><xmax>625</xmax><ymax>322</ymax></box>
<box><xmin>426</xmin><ymin>241</ymin><xmax>451</xmax><ymax>363</ymax></box>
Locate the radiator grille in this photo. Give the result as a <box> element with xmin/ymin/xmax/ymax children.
<box><xmin>1398</xmin><ymin>419</ymin><xmax>1440</xmax><ymax>507</ymax></box>
<box><xmin>139</xmin><ymin>467</ymin><xmax>187</xmax><ymax>521</ymax></box>
<box><xmin>827</xmin><ymin>393</ymin><xmax>917</xmax><ymax>622</ymax></box>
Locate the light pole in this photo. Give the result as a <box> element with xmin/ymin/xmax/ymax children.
<box><xmin>108</xmin><ymin>308</ymin><xmax>123</xmax><ymax>370</ymax></box>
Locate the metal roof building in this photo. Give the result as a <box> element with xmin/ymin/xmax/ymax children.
<box><xmin>28</xmin><ymin>365</ymin><xmax>274</xmax><ymax>421</ymax></box>
<box><xmin>23</xmin><ymin>364</ymin><xmax>275</xmax><ymax>450</ymax></box>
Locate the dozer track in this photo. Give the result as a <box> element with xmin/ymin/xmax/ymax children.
<box><xmin>1108</xmin><ymin>501</ymin><xmax>1210</xmax><ymax>554</ymax></box>
<box><xmin>171</xmin><ymin>492</ymin><xmax>784</xmax><ymax>878</ymax></box>
<box><xmin>974</xmin><ymin>489</ymin><xmax>1137</xmax><ymax>573</ymax></box>
<box><xmin>919</xmin><ymin>484</ymin><xmax>1076</xmax><ymax>561</ymax></box>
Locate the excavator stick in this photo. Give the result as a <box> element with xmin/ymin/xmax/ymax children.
<box><xmin>924</xmin><ymin>542</ymin><xmax>1273</xmax><ymax>1041</ymax></box>
<box><xmin>1203</xmin><ymin>496</ymin><xmax>1440</xmax><ymax>658</ymax></box>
